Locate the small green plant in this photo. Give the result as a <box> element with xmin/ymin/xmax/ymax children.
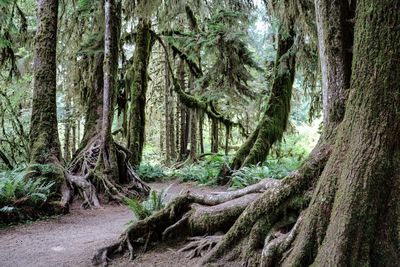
<box><xmin>125</xmin><ymin>185</ymin><xmax>171</xmax><ymax>221</ymax></box>
<box><xmin>174</xmin><ymin>154</ymin><xmax>229</xmax><ymax>185</ymax></box>
<box><xmin>230</xmin><ymin>165</ymin><xmax>271</xmax><ymax>189</ymax></box>
<box><xmin>136</xmin><ymin>163</ymin><xmax>167</xmax><ymax>182</ymax></box>
<box><xmin>0</xmin><ymin>168</ymin><xmax>54</xmax><ymax>220</ymax></box>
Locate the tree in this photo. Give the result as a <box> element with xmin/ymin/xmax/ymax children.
<box><xmin>127</xmin><ymin>18</ymin><xmax>154</xmax><ymax>166</ymax></box>
<box><xmin>93</xmin><ymin>0</ymin><xmax>400</xmax><ymax>265</ymax></box>
<box><xmin>28</xmin><ymin>0</ymin><xmax>64</xmax><ymax>188</ymax></box>
<box><xmin>226</xmin><ymin>23</ymin><xmax>296</xmax><ymax>175</ymax></box>
<box><xmin>65</xmin><ymin>0</ymin><xmax>150</xmax><ymax>207</ymax></box>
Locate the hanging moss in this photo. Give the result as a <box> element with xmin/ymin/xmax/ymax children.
<box><xmin>230</xmin><ymin>25</ymin><xmax>296</xmax><ymax>169</ymax></box>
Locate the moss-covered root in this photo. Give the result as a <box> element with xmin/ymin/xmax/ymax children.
<box><xmin>66</xmin><ymin>137</ymin><xmax>150</xmax><ymax>207</ymax></box>
<box><xmin>199</xmin><ymin>141</ymin><xmax>331</xmax><ymax>266</ymax></box>
<box><xmin>92</xmin><ymin>182</ymin><xmax>276</xmax><ymax>266</ymax></box>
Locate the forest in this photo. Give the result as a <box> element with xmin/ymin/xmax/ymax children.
<box><xmin>0</xmin><ymin>0</ymin><xmax>399</xmax><ymax>266</ymax></box>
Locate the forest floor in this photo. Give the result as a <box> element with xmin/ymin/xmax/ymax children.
<box><xmin>0</xmin><ymin>181</ymin><xmax>227</xmax><ymax>267</ymax></box>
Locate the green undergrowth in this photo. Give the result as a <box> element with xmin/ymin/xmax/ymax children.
<box><xmin>136</xmin><ymin>163</ymin><xmax>168</xmax><ymax>182</ymax></box>
<box><xmin>0</xmin><ymin>167</ymin><xmax>56</xmax><ymax>224</ymax></box>
<box><xmin>174</xmin><ymin>154</ymin><xmax>229</xmax><ymax>185</ymax></box>
<box><xmin>124</xmin><ymin>185</ymin><xmax>171</xmax><ymax>223</ymax></box>
<box><xmin>231</xmin><ymin>132</ymin><xmax>313</xmax><ymax>188</ymax></box>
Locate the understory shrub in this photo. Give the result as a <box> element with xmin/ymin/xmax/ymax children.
<box><xmin>174</xmin><ymin>154</ymin><xmax>228</xmax><ymax>185</ymax></box>
<box><xmin>125</xmin><ymin>185</ymin><xmax>171</xmax><ymax>222</ymax></box>
<box><xmin>231</xmin><ymin>133</ymin><xmax>311</xmax><ymax>189</ymax></box>
<box><xmin>136</xmin><ymin>163</ymin><xmax>167</xmax><ymax>182</ymax></box>
<box><xmin>230</xmin><ymin>165</ymin><xmax>270</xmax><ymax>188</ymax></box>
<box><xmin>0</xmin><ymin>168</ymin><xmax>55</xmax><ymax>223</ymax></box>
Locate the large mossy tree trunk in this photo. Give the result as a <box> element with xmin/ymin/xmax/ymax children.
<box><xmin>28</xmin><ymin>0</ymin><xmax>64</xmax><ymax>187</ymax></box>
<box><xmin>223</xmin><ymin>25</ymin><xmax>296</xmax><ymax>178</ymax></box>
<box><xmin>127</xmin><ymin>18</ymin><xmax>153</xmax><ymax>167</ymax></box>
<box><xmin>282</xmin><ymin>1</ymin><xmax>399</xmax><ymax>265</ymax></box>
<box><xmin>94</xmin><ymin>1</ymin><xmax>400</xmax><ymax>266</ymax></box>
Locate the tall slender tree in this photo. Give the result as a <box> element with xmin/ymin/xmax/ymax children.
<box><xmin>65</xmin><ymin>0</ymin><xmax>150</xmax><ymax>207</ymax></box>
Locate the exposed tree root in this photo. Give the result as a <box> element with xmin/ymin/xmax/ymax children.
<box><xmin>179</xmin><ymin>235</ymin><xmax>223</xmax><ymax>259</ymax></box>
<box><xmin>62</xmin><ymin>136</ymin><xmax>150</xmax><ymax>208</ymax></box>
<box><xmin>92</xmin><ymin>139</ymin><xmax>331</xmax><ymax>266</ymax></box>
<box><xmin>92</xmin><ymin>178</ymin><xmax>279</xmax><ymax>266</ymax></box>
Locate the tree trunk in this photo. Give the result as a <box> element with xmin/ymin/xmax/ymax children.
<box><xmin>188</xmin><ymin>73</ymin><xmax>197</xmax><ymax>159</ymax></box>
<box><xmin>178</xmin><ymin>58</ymin><xmax>189</xmax><ymax>160</ymax></box>
<box><xmin>199</xmin><ymin>112</ymin><xmax>205</xmax><ymax>154</ymax></box>
<box><xmin>95</xmin><ymin>1</ymin><xmax>400</xmax><ymax>266</ymax></box>
<box><xmin>71</xmin><ymin>121</ymin><xmax>76</xmax><ymax>155</ymax></box>
<box><xmin>283</xmin><ymin>1</ymin><xmax>399</xmax><ymax>265</ymax></box>
<box><xmin>101</xmin><ymin>0</ymin><xmax>120</xmax><ymax>182</ymax></box>
<box><xmin>28</xmin><ymin>0</ymin><xmax>63</xmax><ymax>183</ymax></box>
<box><xmin>224</xmin><ymin>125</ymin><xmax>230</xmax><ymax>156</ymax></box>
<box><xmin>63</xmin><ymin>94</ymin><xmax>71</xmax><ymax>162</ymax></box>
<box><xmin>164</xmin><ymin>50</ymin><xmax>171</xmax><ymax>163</ymax></box>
<box><xmin>127</xmin><ymin>18</ymin><xmax>153</xmax><ymax>166</ymax></box>
<box><xmin>211</xmin><ymin>119</ymin><xmax>219</xmax><ymax>153</ymax></box>
<box><xmin>225</xmin><ymin>25</ymin><xmax>296</xmax><ymax>176</ymax></box>
<box><xmin>66</xmin><ymin>1</ymin><xmax>150</xmax><ymax>208</ymax></box>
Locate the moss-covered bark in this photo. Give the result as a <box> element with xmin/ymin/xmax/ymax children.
<box><xmin>211</xmin><ymin>119</ymin><xmax>219</xmax><ymax>153</ymax></box>
<box><xmin>29</xmin><ymin>0</ymin><xmax>61</xmax><ymax>165</ymax></box>
<box><xmin>226</xmin><ymin>25</ymin><xmax>296</xmax><ymax>174</ymax></box>
<box><xmin>29</xmin><ymin>0</ymin><xmax>63</xmax><ymax>186</ymax></box>
<box><xmin>95</xmin><ymin>1</ymin><xmax>400</xmax><ymax>266</ymax></box>
<box><xmin>242</xmin><ymin>27</ymin><xmax>295</xmax><ymax>166</ymax></box>
<box><xmin>78</xmin><ymin>52</ymin><xmax>104</xmax><ymax>153</ymax></box>
<box><xmin>284</xmin><ymin>1</ymin><xmax>400</xmax><ymax>265</ymax></box>
<box><xmin>66</xmin><ymin>1</ymin><xmax>150</xmax><ymax>207</ymax></box>
<box><xmin>127</xmin><ymin>18</ymin><xmax>153</xmax><ymax>166</ymax></box>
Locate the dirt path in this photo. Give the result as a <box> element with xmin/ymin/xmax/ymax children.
<box><xmin>0</xmin><ymin>182</ymin><xmax>227</xmax><ymax>267</ymax></box>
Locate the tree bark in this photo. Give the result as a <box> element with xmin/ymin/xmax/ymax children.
<box><xmin>95</xmin><ymin>1</ymin><xmax>400</xmax><ymax>266</ymax></box>
<box><xmin>63</xmin><ymin>94</ymin><xmax>71</xmax><ymax>162</ymax></box>
<box><xmin>199</xmin><ymin>112</ymin><xmax>205</xmax><ymax>154</ymax></box>
<box><xmin>226</xmin><ymin>25</ymin><xmax>296</xmax><ymax>175</ymax></box>
<box><xmin>178</xmin><ymin>58</ymin><xmax>189</xmax><ymax>160</ymax></box>
<box><xmin>66</xmin><ymin>1</ymin><xmax>150</xmax><ymax>208</ymax></box>
<box><xmin>188</xmin><ymin>73</ymin><xmax>197</xmax><ymax>159</ymax></box>
<box><xmin>284</xmin><ymin>1</ymin><xmax>400</xmax><ymax>265</ymax></box>
<box><xmin>101</xmin><ymin>0</ymin><xmax>120</xmax><ymax>182</ymax></box>
<box><xmin>164</xmin><ymin>50</ymin><xmax>171</xmax><ymax>163</ymax></box>
<box><xmin>211</xmin><ymin>119</ymin><xmax>219</xmax><ymax>153</ymax></box>
<box><xmin>29</xmin><ymin>0</ymin><xmax>62</xmax><ymax>166</ymax></box>
<box><xmin>127</xmin><ymin>18</ymin><xmax>153</xmax><ymax>166</ymax></box>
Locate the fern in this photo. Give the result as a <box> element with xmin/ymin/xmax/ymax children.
<box><xmin>125</xmin><ymin>185</ymin><xmax>172</xmax><ymax>222</ymax></box>
<box><xmin>0</xmin><ymin>168</ymin><xmax>54</xmax><ymax>216</ymax></box>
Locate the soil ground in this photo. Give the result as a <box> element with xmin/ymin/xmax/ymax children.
<box><xmin>0</xmin><ymin>181</ymin><xmax>227</xmax><ymax>267</ymax></box>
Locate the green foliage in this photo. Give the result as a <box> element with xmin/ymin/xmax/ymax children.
<box><xmin>231</xmin><ymin>165</ymin><xmax>271</xmax><ymax>188</ymax></box>
<box><xmin>231</xmin><ymin>129</ymin><xmax>317</xmax><ymax>189</ymax></box>
<box><xmin>0</xmin><ymin>168</ymin><xmax>54</xmax><ymax>219</ymax></box>
<box><xmin>174</xmin><ymin>155</ymin><xmax>228</xmax><ymax>185</ymax></box>
<box><xmin>125</xmin><ymin>185</ymin><xmax>171</xmax><ymax>221</ymax></box>
<box><xmin>136</xmin><ymin>163</ymin><xmax>167</xmax><ymax>182</ymax></box>
<box><xmin>0</xmin><ymin>83</ymin><xmax>31</xmax><ymax>168</ymax></box>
